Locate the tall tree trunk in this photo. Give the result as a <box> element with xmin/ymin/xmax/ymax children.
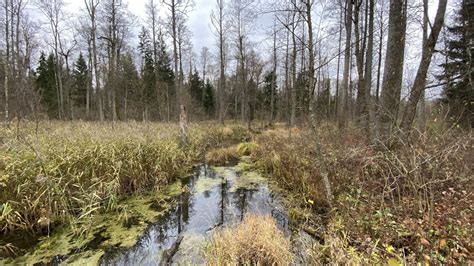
<box><xmin>284</xmin><ymin>20</ymin><xmax>290</xmax><ymax>127</ymax></box>
<box><xmin>110</xmin><ymin>0</ymin><xmax>118</xmax><ymax>122</ymax></box>
<box><xmin>354</xmin><ymin>0</ymin><xmax>366</xmax><ymax>120</ymax></box>
<box><xmin>400</xmin><ymin>0</ymin><xmax>447</xmax><ymax>132</ymax></box>
<box><xmin>86</xmin><ymin>40</ymin><xmax>92</xmax><ymax>119</ymax></box>
<box><xmin>306</xmin><ymin>0</ymin><xmax>315</xmax><ymax>121</ymax></box>
<box><xmin>335</xmin><ymin>6</ymin><xmax>343</xmax><ymax>120</ymax></box>
<box><xmin>217</xmin><ymin>0</ymin><xmax>226</xmax><ymax>124</ymax></box>
<box><xmin>338</xmin><ymin>0</ymin><xmax>353</xmax><ymax>131</ymax></box>
<box><xmin>375</xmin><ymin>0</ymin><xmax>385</xmax><ymax>104</ymax></box>
<box><xmin>270</xmin><ymin>19</ymin><xmax>277</xmax><ymax>126</ymax></box>
<box><xmin>85</xmin><ymin>0</ymin><xmax>102</xmax><ymax>121</ymax></box>
<box><xmin>418</xmin><ymin>0</ymin><xmax>429</xmax><ymax>131</ymax></box>
<box><xmin>9</xmin><ymin>0</ymin><xmax>15</xmax><ymax>119</ymax></box>
<box><xmin>290</xmin><ymin>12</ymin><xmax>297</xmax><ymax>129</ymax></box>
<box><xmin>376</xmin><ymin>0</ymin><xmax>407</xmax><ymax>140</ymax></box>
<box><xmin>171</xmin><ymin>0</ymin><xmax>180</xmax><ymax>117</ymax></box>
<box><xmin>238</xmin><ymin>36</ymin><xmax>246</xmax><ymax>121</ymax></box>
<box><xmin>363</xmin><ymin>0</ymin><xmax>375</xmax><ymax>139</ymax></box>
<box><xmin>4</xmin><ymin>0</ymin><xmax>10</xmax><ymax>127</ymax></box>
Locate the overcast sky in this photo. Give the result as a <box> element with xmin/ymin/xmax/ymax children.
<box><xmin>62</xmin><ymin>0</ymin><xmax>249</xmax><ymax>55</ymax></box>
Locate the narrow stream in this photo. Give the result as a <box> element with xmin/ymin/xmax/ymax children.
<box><xmin>1</xmin><ymin>162</ymin><xmax>318</xmax><ymax>265</ymax></box>
<box><xmin>100</xmin><ymin>164</ymin><xmax>290</xmax><ymax>265</ymax></box>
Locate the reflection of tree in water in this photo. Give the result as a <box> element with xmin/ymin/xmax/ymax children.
<box><xmin>101</xmin><ymin>173</ymin><xmax>198</xmax><ymax>265</ymax></box>
<box><xmin>100</xmin><ymin>165</ymin><xmax>291</xmax><ymax>265</ymax></box>
<box><xmin>220</xmin><ymin>179</ymin><xmax>228</xmax><ymax>225</ymax></box>
<box><xmin>177</xmin><ymin>173</ymin><xmax>196</xmax><ymax>233</ymax></box>
<box><xmin>233</xmin><ymin>187</ymin><xmax>256</xmax><ymax>222</ymax></box>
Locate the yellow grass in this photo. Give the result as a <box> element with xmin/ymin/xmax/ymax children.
<box><xmin>207</xmin><ymin>214</ymin><xmax>293</xmax><ymax>265</ymax></box>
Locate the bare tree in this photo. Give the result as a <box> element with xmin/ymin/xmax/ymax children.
<box><xmin>376</xmin><ymin>0</ymin><xmax>407</xmax><ymax>140</ymax></box>
<box><xmin>37</xmin><ymin>0</ymin><xmax>66</xmax><ymax>120</ymax></box>
<box><xmin>84</xmin><ymin>0</ymin><xmax>103</xmax><ymax>121</ymax></box>
<box><xmin>4</xmin><ymin>0</ymin><xmax>10</xmax><ymax>127</ymax></box>
<box><xmin>211</xmin><ymin>0</ymin><xmax>227</xmax><ymax>124</ymax></box>
<box><xmin>338</xmin><ymin>0</ymin><xmax>353</xmax><ymax>131</ymax></box>
<box><xmin>229</xmin><ymin>0</ymin><xmax>257</xmax><ymax>122</ymax></box>
<box><xmin>375</xmin><ymin>0</ymin><xmax>386</xmax><ymax>104</ymax></box>
<box><xmin>269</xmin><ymin>16</ymin><xmax>277</xmax><ymax>126</ymax></box>
<box><xmin>145</xmin><ymin>0</ymin><xmax>163</xmax><ymax>119</ymax></box>
<box><xmin>162</xmin><ymin>0</ymin><xmax>194</xmax><ymax>117</ymax></box>
<box><xmin>401</xmin><ymin>0</ymin><xmax>448</xmax><ymax>132</ymax></box>
<box><xmin>145</xmin><ymin>0</ymin><xmax>159</xmax><ymax>65</ymax></box>
<box><xmin>362</xmin><ymin>0</ymin><xmax>375</xmax><ymax>139</ymax></box>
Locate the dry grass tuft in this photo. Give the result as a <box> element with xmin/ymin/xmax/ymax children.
<box><xmin>207</xmin><ymin>214</ymin><xmax>293</xmax><ymax>265</ymax></box>
<box><xmin>205</xmin><ymin>146</ymin><xmax>239</xmax><ymax>165</ymax></box>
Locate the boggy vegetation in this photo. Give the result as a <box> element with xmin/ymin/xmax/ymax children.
<box><xmin>0</xmin><ymin>120</ymin><xmax>472</xmax><ymax>264</ymax></box>
<box><xmin>247</xmin><ymin>122</ymin><xmax>473</xmax><ymax>264</ymax></box>
<box><xmin>202</xmin><ymin>121</ymin><xmax>472</xmax><ymax>264</ymax></box>
<box><xmin>207</xmin><ymin>214</ymin><xmax>293</xmax><ymax>265</ymax></box>
<box><xmin>0</xmin><ymin>122</ymin><xmax>248</xmax><ymax>248</ymax></box>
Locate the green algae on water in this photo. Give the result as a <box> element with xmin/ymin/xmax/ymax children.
<box><xmin>0</xmin><ymin>179</ymin><xmax>184</xmax><ymax>265</ymax></box>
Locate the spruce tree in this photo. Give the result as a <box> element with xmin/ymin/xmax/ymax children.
<box><xmin>139</xmin><ymin>27</ymin><xmax>157</xmax><ymax>120</ymax></box>
<box><xmin>189</xmin><ymin>69</ymin><xmax>204</xmax><ymax>105</ymax></box>
<box><xmin>156</xmin><ymin>35</ymin><xmax>175</xmax><ymax>87</ymax></box>
<box><xmin>72</xmin><ymin>53</ymin><xmax>89</xmax><ymax>107</ymax></box>
<box><xmin>118</xmin><ymin>53</ymin><xmax>140</xmax><ymax>119</ymax></box>
<box><xmin>262</xmin><ymin>71</ymin><xmax>278</xmax><ymax>118</ymax></box>
<box><xmin>36</xmin><ymin>52</ymin><xmax>58</xmax><ymax>118</ymax></box>
<box><xmin>203</xmin><ymin>79</ymin><xmax>215</xmax><ymax>116</ymax></box>
<box><xmin>439</xmin><ymin>1</ymin><xmax>474</xmax><ymax>127</ymax></box>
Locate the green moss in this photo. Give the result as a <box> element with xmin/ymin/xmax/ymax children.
<box><xmin>64</xmin><ymin>250</ymin><xmax>105</xmax><ymax>265</ymax></box>
<box><xmin>166</xmin><ymin>179</ymin><xmax>184</xmax><ymax>197</ymax></box>
<box><xmin>4</xmin><ymin>179</ymin><xmax>182</xmax><ymax>265</ymax></box>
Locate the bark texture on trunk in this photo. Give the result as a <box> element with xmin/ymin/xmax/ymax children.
<box><xmin>401</xmin><ymin>0</ymin><xmax>447</xmax><ymax>132</ymax></box>
<box><xmin>376</xmin><ymin>0</ymin><xmax>407</xmax><ymax>140</ymax></box>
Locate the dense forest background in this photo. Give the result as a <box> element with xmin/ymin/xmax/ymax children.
<box><xmin>0</xmin><ymin>0</ymin><xmax>472</xmax><ymax>131</ymax></box>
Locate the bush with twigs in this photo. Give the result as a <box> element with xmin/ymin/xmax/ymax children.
<box><xmin>250</xmin><ymin>122</ymin><xmax>473</xmax><ymax>264</ymax></box>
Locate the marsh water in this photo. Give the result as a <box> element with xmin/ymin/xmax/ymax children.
<box><xmin>1</xmin><ymin>160</ymin><xmax>315</xmax><ymax>265</ymax></box>
<box><xmin>100</xmin><ymin>163</ymin><xmax>290</xmax><ymax>265</ymax></box>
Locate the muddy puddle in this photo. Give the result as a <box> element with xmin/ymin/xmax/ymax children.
<box><xmin>2</xmin><ymin>161</ymin><xmax>316</xmax><ymax>265</ymax></box>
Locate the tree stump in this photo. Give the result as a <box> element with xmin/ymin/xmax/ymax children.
<box><xmin>179</xmin><ymin>105</ymin><xmax>188</xmax><ymax>146</ymax></box>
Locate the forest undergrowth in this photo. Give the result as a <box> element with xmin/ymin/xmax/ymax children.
<box><xmin>247</xmin><ymin>121</ymin><xmax>473</xmax><ymax>264</ymax></box>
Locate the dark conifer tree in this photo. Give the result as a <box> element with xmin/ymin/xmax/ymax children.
<box><xmin>189</xmin><ymin>69</ymin><xmax>204</xmax><ymax>104</ymax></box>
<box><xmin>439</xmin><ymin>1</ymin><xmax>474</xmax><ymax>127</ymax></box>
<box><xmin>203</xmin><ymin>79</ymin><xmax>215</xmax><ymax>116</ymax></box>
<box><xmin>36</xmin><ymin>52</ymin><xmax>58</xmax><ymax>118</ymax></box>
<box><xmin>72</xmin><ymin>53</ymin><xmax>89</xmax><ymax>107</ymax></box>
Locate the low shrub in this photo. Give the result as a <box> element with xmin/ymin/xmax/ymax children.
<box><xmin>250</xmin><ymin>122</ymin><xmax>473</xmax><ymax>264</ymax></box>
